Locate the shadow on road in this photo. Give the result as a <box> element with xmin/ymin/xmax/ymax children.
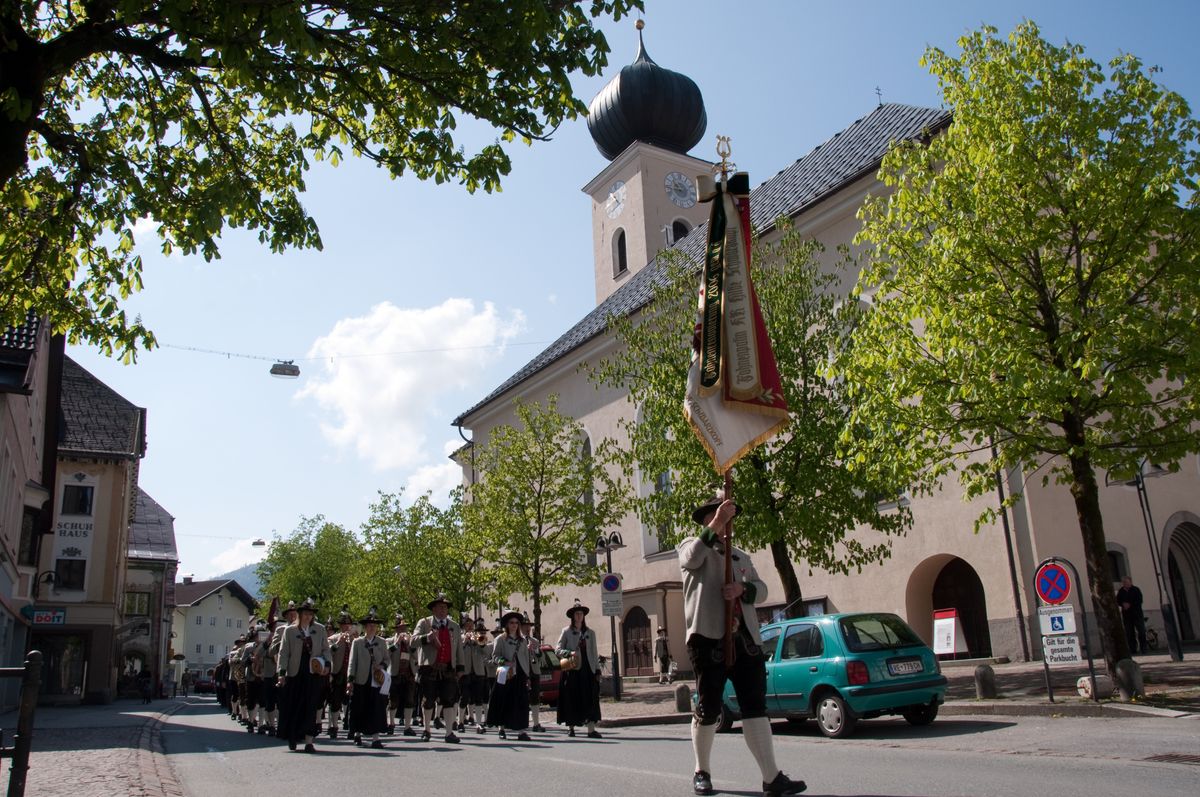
<box><xmin>767</xmin><ymin>717</ymin><xmax>1016</xmax><ymax>740</ymax></box>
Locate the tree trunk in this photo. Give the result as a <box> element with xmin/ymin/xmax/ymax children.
<box><xmin>769</xmin><ymin>539</ymin><xmax>804</xmax><ymax>619</ymax></box>
<box><xmin>1066</xmin><ymin>444</ymin><xmax>1131</xmax><ymax>674</ymax></box>
<box><xmin>532</xmin><ymin>580</ymin><xmax>542</xmax><ymax>643</ymax></box>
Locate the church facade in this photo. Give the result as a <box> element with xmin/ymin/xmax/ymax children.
<box><xmin>455</xmin><ymin>35</ymin><xmax>1200</xmax><ymax>671</ymax></box>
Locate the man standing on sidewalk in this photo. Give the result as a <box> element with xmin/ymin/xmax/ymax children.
<box><xmin>1117</xmin><ymin>577</ymin><xmax>1148</xmax><ymax>655</ymax></box>
<box><xmin>678</xmin><ymin>496</ymin><xmax>806</xmax><ymax>797</ymax></box>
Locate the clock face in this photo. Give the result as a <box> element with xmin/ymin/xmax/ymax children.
<box><xmin>605</xmin><ymin>181</ymin><xmax>626</xmax><ymax>219</ymax></box>
<box><xmin>665</xmin><ymin>171</ymin><xmax>697</xmax><ymax>208</ymax></box>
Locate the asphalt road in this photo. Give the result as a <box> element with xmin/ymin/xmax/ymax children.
<box><xmin>164</xmin><ymin>697</ymin><xmax>1198</xmax><ymax>797</ymax></box>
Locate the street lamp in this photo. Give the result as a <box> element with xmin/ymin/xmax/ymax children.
<box><xmin>31</xmin><ymin>571</ymin><xmax>55</xmax><ymax>600</ymax></box>
<box><xmin>594</xmin><ymin>531</ymin><xmax>626</xmax><ymax>702</ymax></box>
<box><xmin>1105</xmin><ymin>460</ymin><xmax>1184</xmax><ymax>662</ymax></box>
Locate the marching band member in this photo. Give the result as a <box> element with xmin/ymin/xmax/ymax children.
<box><xmin>461</xmin><ymin>616</ymin><xmax>490</xmax><ymax>733</ymax></box>
<box><xmin>519</xmin><ymin>613</ymin><xmax>546</xmax><ymax>732</ymax></box>
<box><xmin>277</xmin><ymin>598</ymin><xmax>330</xmax><ymax>752</ymax></box>
<box><xmin>326</xmin><ymin>605</ymin><xmax>355</xmax><ymax>739</ymax></box>
<box><xmin>347</xmin><ymin>606</ymin><xmax>390</xmax><ymax>749</ymax></box>
<box><xmin>387</xmin><ymin>614</ymin><xmax>417</xmax><ymax>736</ymax></box>
<box><xmin>486</xmin><ymin>610</ymin><xmax>532</xmax><ymax>741</ymax></box>
<box><xmin>555</xmin><ymin>600</ymin><xmax>603</xmax><ymax>739</ymax></box>
<box><xmin>229</xmin><ymin>635</ymin><xmax>248</xmax><ymax>725</ymax></box>
<box><xmin>270</xmin><ymin>600</ymin><xmax>297</xmax><ymax>738</ymax></box>
<box><xmin>241</xmin><ymin>620</ymin><xmax>264</xmax><ymax>732</ymax></box>
<box><xmin>412</xmin><ymin>592</ymin><xmax>464</xmax><ymax>743</ymax></box>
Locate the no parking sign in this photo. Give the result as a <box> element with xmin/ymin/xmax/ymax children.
<box><xmin>600</xmin><ymin>572</ymin><xmax>623</xmax><ymax>617</ymax></box>
<box><xmin>1035</xmin><ymin>562</ymin><xmax>1072</xmax><ymax>605</ymax></box>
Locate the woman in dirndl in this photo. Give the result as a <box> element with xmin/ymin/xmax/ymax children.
<box><xmin>486</xmin><ymin>610</ymin><xmax>532</xmax><ymax>740</ymax></box>
<box><xmin>555</xmin><ymin>600</ymin><xmax>602</xmax><ymax>738</ymax></box>
<box><xmin>277</xmin><ymin>598</ymin><xmax>331</xmax><ymax>752</ymax></box>
<box><xmin>347</xmin><ymin>607</ymin><xmax>390</xmax><ymax>748</ymax></box>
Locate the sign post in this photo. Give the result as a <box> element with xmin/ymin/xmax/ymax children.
<box><xmin>1033</xmin><ymin>557</ymin><xmax>1099</xmax><ymax>702</ymax></box>
<box><xmin>600</xmin><ymin>573</ymin><xmax>623</xmax><ymax>617</ymax></box>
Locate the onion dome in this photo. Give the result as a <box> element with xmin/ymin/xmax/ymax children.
<box><xmin>587</xmin><ymin>22</ymin><xmax>707</xmax><ymax>161</ymax></box>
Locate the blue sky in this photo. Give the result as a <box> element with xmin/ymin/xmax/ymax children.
<box><xmin>68</xmin><ymin>1</ymin><xmax>1200</xmax><ymax>579</ymax></box>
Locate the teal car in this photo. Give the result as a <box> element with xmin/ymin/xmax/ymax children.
<box><xmin>715</xmin><ymin>612</ymin><xmax>946</xmax><ymax>738</ymax></box>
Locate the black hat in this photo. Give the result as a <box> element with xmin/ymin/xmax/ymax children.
<box><xmin>426</xmin><ymin>592</ymin><xmax>451</xmax><ymax>611</ymax></box>
<box><xmin>499</xmin><ymin>610</ymin><xmax>523</xmax><ymax>627</ymax></box>
<box><xmin>359</xmin><ymin>605</ymin><xmax>381</xmax><ymax>626</ymax></box>
<box><xmin>234</xmin><ymin>635</ymin><xmax>246</xmax><ymax>645</ymax></box>
<box><xmin>394</xmin><ymin>613</ymin><xmax>407</xmax><ymax>627</ymax></box>
<box><xmin>297</xmin><ymin>597</ymin><xmax>317</xmax><ymax>614</ymax></box>
<box><xmin>691</xmin><ymin>496</ymin><xmax>742</xmax><ymax>525</ymax></box>
<box><xmin>337</xmin><ymin>604</ymin><xmax>354</xmax><ymax>625</ymax></box>
<box><xmin>282</xmin><ymin>600</ymin><xmax>298</xmax><ymax>617</ymax></box>
<box><xmin>474</xmin><ymin>616</ymin><xmax>486</xmax><ymax>625</ymax></box>
<box><xmin>566</xmin><ymin>599</ymin><xmax>590</xmax><ymax>619</ymax></box>
<box><xmin>519</xmin><ymin>612</ymin><xmax>533</xmax><ymax>626</ymax></box>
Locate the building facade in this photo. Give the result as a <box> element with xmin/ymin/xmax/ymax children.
<box><xmin>455</xmin><ymin>36</ymin><xmax>1200</xmax><ymax>673</ymax></box>
<box><xmin>121</xmin><ymin>488</ymin><xmax>178</xmax><ymax>697</ymax></box>
<box><xmin>172</xmin><ymin>578</ymin><xmax>257</xmax><ymax>677</ymax></box>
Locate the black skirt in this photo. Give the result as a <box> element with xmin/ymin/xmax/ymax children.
<box><xmin>556</xmin><ymin>662</ymin><xmax>601</xmax><ymax>726</ymax></box>
<box><xmin>486</xmin><ymin>666</ymin><xmax>530</xmax><ymax>730</ymax></box>
<box><xmin>348</xmin><ymin>682</ymin><xmax>387</xmax><ymax>735</ymax></box>
<box><xmin>279</xmin><ymin>668</ymin><xmax>323</xmax><ymax>743</ymax></box>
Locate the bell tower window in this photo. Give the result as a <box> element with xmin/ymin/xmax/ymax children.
<box><xmin>671</xmin><ymin>219</ymin><xmax>691</xmax><ymax>245</ymax></box>
<box><xmin>613</xmin><ymin>229</ymin><xmax>628</xmax><ymax>277</ymax></box>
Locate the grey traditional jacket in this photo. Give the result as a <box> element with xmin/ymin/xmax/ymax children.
<box><xmin>490</xmin><ymin>633</ymin><xmax>532</xmax><ymax>677</ymax></box>
<box><xmin>348</xmin><ymin>634</ymin><xmax>390</xmax><ymax>687</ymax></box>
<box><xmin>677</xmin><ymin>535</ymin><xmax>768</xmax><ymax>645</ymax></box>
<box><xmin>526</xmin><ymin>634</ymin><xmax>542</xmax><ymax>676</ymax></box>
<box><xmin>461</xmin><ymin>632</ymin><xmax>489</xmax><ymax>677</ymax></box>
<box><xmin>387</xmin><ymin>632</ymin><xmax>415</xmax><ymax>677</ymax></box>
<box><xmin>276</xmin><ymin>622</ymin><xmax>331</xmax><ymax>679</ymax></box>
<box><xmin>555</xmin><ymin>625</ymin><xmax>600</xmax><ymax>674</ymax></box>
<box><xmin>411</xmin><ymin>616</ymin><xmax>463</xmax><ymax>670</ymax></box>
<box><xmin>329</xmin><ymin>632</ymin><xmax>354</xmax><ymax>676</ymax></box>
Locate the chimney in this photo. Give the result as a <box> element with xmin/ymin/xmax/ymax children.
<box><xmin>182</xmin><ymin>575</ymin><xmax>193</xmax><ymax>585</ymax></box>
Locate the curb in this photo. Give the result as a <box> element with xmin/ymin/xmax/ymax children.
<box><xmin>137</xmin><ymin>700</ymin><xmax>188</xmax><ymax>797</ymax></box>
<box><xmin>599</xmin><ymin>712</ymin><xmax>692</xmax><ymax>728</ymax></box>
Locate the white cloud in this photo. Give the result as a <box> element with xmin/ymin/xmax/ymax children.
<box><xmin>207</xmin><ymin>539</ymin><xmax>266</xmax><ymax>578</ymax></box>
<box><xmin>547</xmin><ymin>293</ymin><xmax>558</xmax><ymax>305</ymax></box>
<box><xmin>405</xmin><ymin>439</ymin><xmax>468</xmax><ymax>505</ymax></box>
<box><xmin>298</xmin><ymin>299</ymin><xmax>524</xmax><ymax>471</ymax></box>
<box><xmin>129</xmin><ymin>216</ymin><xmax>159</xmax><ymax>238</ymax></box>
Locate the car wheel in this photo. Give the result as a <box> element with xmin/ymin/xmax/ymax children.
<box><xmin>815</xmin><ymin>692</ymin><xmax>857</xmax><ymax>738</ymax></box>
<box><xmin>717</xmin><ymin>703</ymin><xmax>734</xmax><ymax>734</ymax></box>
<box><xmin>901</xmin><ymin>703</ymin><xmax>939</xmax><ymax>726</ymax></box>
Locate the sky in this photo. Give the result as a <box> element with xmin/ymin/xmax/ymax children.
<box><xmin>67</xmin><ymin>1</ymin><xmax>1200</xmax><ymax>581</ymax></box>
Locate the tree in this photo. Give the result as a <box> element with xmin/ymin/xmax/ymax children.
<box><xmin>464</xmin><ymin>396</ymin><xmax>626</xmax><ymax>639</ymax></box>
<box><xmin>256</xmin><ymin>515</ymin><xmax>361</xmax><ymax>615</ymax></box>
<box><xmin>0</xmin><ymin>0</ymin><xmax>639</xmax><ymax>358</ymax></box>
<box><xmin>591</xmin><ymin>226</ymin><xmax>911</xmax><ymax>617</ymax></box>
<box><xmin>353</xmin><ymin>488</ymin><xmax>508</xmax><ymax>624</ymax></box>
<box><xmin>838</xmin><ymin>22</ymin><xmax>1200</xmax><ymax>673</ymax></box>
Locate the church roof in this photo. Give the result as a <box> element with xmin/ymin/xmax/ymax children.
<box><xmin>59</xmin><ymin>356</ymin><xmax>147</xmax><ymax>459</ymax></box>
<box><xmin>453</xmin><ymin>103</ymin><xmax>951</xmax><ymax>426</ymax></box>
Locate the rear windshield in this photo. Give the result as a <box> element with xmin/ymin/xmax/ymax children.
<box><xmin>839</xmin><ymin>614</ymin><xmax>924</xmax><ymax>652</ymax></box>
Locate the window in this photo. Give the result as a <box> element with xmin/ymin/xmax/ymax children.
<box><xmin>781</xmin><ymin>624</ymin><xmax>824</xmax><ymax>660</ymax></box>
<box><xmin>671</xmin><ymin>219</ymin><xmax>690</xmax><ymax>244</ymax></box>
<box><xmin>1107</xmin><ymin>550</ymin><xmax>1128</xmax><ymax>582</ymax></box>
<box><xmin>226</xmin><ymin>618</ymin><xmax>232</xmax><ymax>628</ymax></box>
<box><xmin>209</xmin><ymin>616</ymin><xmax>216</xmax><ymax>626</ymax></box>
<box><xmin>61</xmin><ymin>484</ymin><xmax>94</xmax><ymax>515</ymax></box>
<box><xmin>613</xmin><ymin>229</ymin><xmax>628</xmax><ymax>276</ymax></box>
<box><xmin>760</xmin><ymin>626</ymin><xmax>783</xmax><ymax>661</ymax></box>
<box><xmin>209</xmin><ymin>645</ymin><xmax>215</xmax><ymax>655</ymax></box>
<box><xmin>839</xmin><ymin>614</ymin><xmax>924</xmax><ymax>653</ymax></box>
<box><xmin>195</xmin><ymin>615</ymin><xmax>202</xmax><ymax>625</ymax></box>
<box><xmin>236</xmin><ymin>619</ymin><xmax>242</xmax><ymax>629</ymax></box>
<box><xmin>18</xmin><ymin>506</ymin><xmax>39</xmax><ymax>567</ymax></box>
<box><xmin>124</xmin><ymin>591</ymin><xmax>151</xmax><ymax>616</ymax></box>
<box><xmin>54</xmin><ymin>559</ymin><xmax>86</xmax><ymax>590</ymax></box>
<box><xmin>195</xmin><ymin>644</ymin><xmax>201</xmax><ymax>655</ymax></box>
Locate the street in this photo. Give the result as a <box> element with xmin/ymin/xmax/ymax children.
<box><xmin>161</xmin><ymin>697</ymin><xmax>1198</xmax><ymax>797</ymax></box>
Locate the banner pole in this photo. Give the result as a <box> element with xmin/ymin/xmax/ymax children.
<box><xmin>723</xmin><ymin>469</ymin><xmax>735</xmax><ymax>667</ymax></box>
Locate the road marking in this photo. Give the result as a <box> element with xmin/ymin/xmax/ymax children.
<box><xmin>534</xmin><ymin>754</ymin><xmax>679</xmax><ymax>780</ymax></box>
<box><xmin>205</xmin><ymin>746</ymin><xmax>227</xmax><ymax>760</ymax></box>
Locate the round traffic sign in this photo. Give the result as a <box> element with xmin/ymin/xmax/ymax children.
<box><xmin>1035</xmin><ymin>562</ymin><xmax>1072</xmax><ymax>605</ymax></box>
<box><xmin>601</xmin><ymin>574</ymin><xmax>621</xmax><ymax>592</ymax></box>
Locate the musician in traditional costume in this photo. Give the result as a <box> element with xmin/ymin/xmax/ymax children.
<box><xmin>270</xmin><ymin>600</ymin><xmax>297</xmax><ymax>739</ymax></box>
<box><xmin>486</xmin><ymin>610</ymin><xmax>532</xmax><ymax>741</ymax></box>
<box><xmin>679</xmin><ymin>497</ymin><xmax>805</xmax><ymax>797</ymax></box>
<box><xmin>276</xmin><ymin>598</ymin><xmax>331</xmax><ymax>752</ymax></box>
<box><xmin>325</xmin><ymin>605</ymin><xmax>354</xmax><ymax>739</ymax></box>
<box><xmin>412</xmin><ymin>592</ymin><xmax>464</xmax><ymax>743</ymax></box>
<box><xmin>461</xmin><ymin>616</ymin><xmax>490</xmax><ymax>733</ymax></box>
<box><xmin>249</xmin><ymin>620</ymin><xmax>278</xmax><ymax>734</ymax></box>
<box><xmin>347</xmin><ymin>606</ymin><xmax>390</xmax><ymax>748</ymax></box>
<box><xmin>240</xmin><ymin>620</ymin><xmax>265</xmax><ymax>732</ymax></box>
<box><xmin>229</xmin><ymin>635</ymin><xmax>248</xmax><ymax>725</ymax></box>
<box><xmin>555</xmin><ymin>601</ymin><xmax>602</xmax><ymax>738</ymax></box>
<box><xmin>519</xmin><ymin>613</ymin><xmax>546</xmax><ymax>732</ymax></box>
<box><xmin>655</xmin><ymin>627</ymin><xmax>672</xmax><ymax>684</ymax></box>
<box><xmin>387</xmin><ymin>613</ymin><xmax>417</xmax><ymax>735</ymax></box>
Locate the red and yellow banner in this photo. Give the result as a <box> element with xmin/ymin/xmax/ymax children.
<box><xmin>684</xmin><ymin>171</ymin><xmax>789</xmax><ymax>473</ymax></box>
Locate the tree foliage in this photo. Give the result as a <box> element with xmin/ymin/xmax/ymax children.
<box><xmin>463</xmin><ymin>396</ymin><xmax>626</xmax><ymax>639</ymax></box>
<box><xmin>837</xmin><ymin>22</ymin><xmax>1200</xmax><ymax>671</ymax></box>
<box><xmin>256</xmin><ymin>515</ymin><xmax>361</xmax><ymax>617</ymax></box>
<box><xmin>591</xmin><ymin>228</ymin><xmax>911</xmax><ymax>616</ymax></box>
<box><xmin>0</xmin><ymin>0</ymin><xmax>639</xmax><ymax>358</ymax></box>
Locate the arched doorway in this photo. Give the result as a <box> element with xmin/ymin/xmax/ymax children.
<box><xmin>931</xmin><ymin>558</ymin><xmax>993</xmax><ymax>658</ymax></box>
<box><xmin>622</xmin><ymin>606</ymin><xmax>653</xmax><ymax>676</ymax></box>
<box><xmin>1166</xmin><ymin>522</ymin><xmax>1200</xmax><ymax>641</ymax></box>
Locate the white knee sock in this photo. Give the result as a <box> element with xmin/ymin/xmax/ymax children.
<box><xmin>741</xmin><ymin>716</ymin><xmax>780</xmax><ymax>781</ymax></box>
<box><xmin>445</xmin><ymin>705</ymin><xmax>459</xmax><ymax>735</ymax></box>
<box><xmin>531</xmin><ymin>705</ymin><xmax>540</xmax><ymax>725</ymax></box>
<box><xmin>403</xmin><ymin>708</ymin><xmax>413</xmax><ymax>728</ymax></box>
<box><xmin>387</xmin><ymin>707</ymin><xmax>396</xmax><ymax>725</ymax></box>
<box><xmin>269</xmin><ymin>709</ymin><xmax>278</xmax><ymax>728</ymax></box>
<box><xmin>330</xmin><ymin>710</ymin><xmax>340</xmax><ymax>728</ymax></box>
<box><xmin>422</xmin><ymin>707</ymin><xmax>433</xmax><ymax>729</ymax></box>
<box><xmin>692</xmin><ymin>718</ymin><xmax>717</xmax><ymax>772</ymax></box>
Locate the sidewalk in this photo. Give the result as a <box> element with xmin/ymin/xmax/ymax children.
<box><xmin>596</xmin><ymin>651</ymin><xmax>1200</xmax><ymax>727</ymax></box>
<box><xmin>0</xmin><ymin>698</ymin><xmax>185</xmax><ymax>797</ymax></box>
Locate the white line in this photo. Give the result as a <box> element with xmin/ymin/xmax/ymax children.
<box><xmin>534</xmin><ymin>754</ymin><xmax>678</xmax><ymax>780</ymax></box>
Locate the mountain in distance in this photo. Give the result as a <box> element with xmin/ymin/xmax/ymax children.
<box><xmin>214</xmin><ymin>562</ymin><xmax>263</xmax><ymax>601</ymax></box>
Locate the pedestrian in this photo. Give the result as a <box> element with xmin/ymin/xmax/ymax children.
<box><xmin>347</xmin><ymin>606</ymin><xmax>390</xmax><ymax>749</ymax></box>
<box><xmin>519</xmin><ymin>613</ymin><xmax>546</xmax><ymax>731</ymax></box>
<box><xmin>680</xmin><ymin>496</ymin><xmax>806</xmax><ymax>797</ymax></box>
<box><xmin>412</xmin><ymin>592</ymin><xmax>465</xmax><ymax>743</ymax></box>
<box><xmin>487</xmin><ymin>610</ymin><xmax>533</xmax><ymax>741</ymax></box>
<box><xmin>555</xmin><ymin>600</ymin><xmax>602</xmax><ymax>738</ymax></box>
<box><xmin>138</xmin><ymin>668</ymin><xmax>153</xmax><ymax>704</ymax></box>
<box><xmin>655</xmin><ymin>627</ymin><xmax>671</xmax><ymax>684</ymax></box>
<box><xmin>1117</xmin><ymin>577</ymin><xmax>1148</xmax><ymax>655</ymax></box>
<box><xmin>180</xmin><ymin>670</ymin><xmax>191</xmax><ymax>697</ymax></box>
<box><xmin>276</xmin><ymin>598</ymin><xmax>331</xmax><ymax>753</ymax></box>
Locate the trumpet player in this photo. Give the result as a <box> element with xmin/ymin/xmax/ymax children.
<box><xmin>461</xmin><ymin>617</ymin><xmax>490</xmax><ymax>733</ymax></box>
<box><xmin>348</xmin><ymin>607</ymin><xmax>389</xmax><ymax>749</ymax></box>
<box><xmin>326</xmin><ymin>605</ymin><xmax>355</xmax><ymax>739</ymax></box>
<box><xmin>519</xmin><ymin>613</ymin><xmax>546</xmax><ymax>732</ymax></box>
<box><xmin>387</xmin><ymin>614</ymin><xmax>417</xmax><ymax>735</ymax></box>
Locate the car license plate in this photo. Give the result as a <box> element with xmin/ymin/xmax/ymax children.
<box><xmin>888</xmin><ymin>659</ymin><xmax>923</xmax><ymax>676</ymax></box>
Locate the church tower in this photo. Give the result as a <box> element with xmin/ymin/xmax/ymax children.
<box><xmin>582</xmin><ymin>22</ymin><xmax>712</xmax><ymax>305</ymax></box>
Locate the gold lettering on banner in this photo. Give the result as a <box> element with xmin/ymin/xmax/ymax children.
<box><xmin>686</xmin><ymin>394</ymin><xmax>723</xmax><ymax>446</ymax></box>
<box><xmin>721</xmin><ymin>194</ymin><xmax>761</xmax><ymax>400</ymax></box>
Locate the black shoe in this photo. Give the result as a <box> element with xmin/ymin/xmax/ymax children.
<box><xmin>568</xmin><ymin>727</ymin><xmax>575</xmax><ymax>738</ymax></box>
<box><xmin>476</xmin><ymin>724</ymin><xmax>486</xmax><ymax>734</ymax></box>
<box><xmin>404</xmin><ymin>727</ymin><xmax>416</xmax><ymax>737</ymax></box>
<box><xmin>693</xmin><ymin>771</ymin><xmax>714</xmax><ymax>796</ymax></box>
<box><xmin>763</xmin><ymin>771</ymin><xmax>806</xmax><ymax>797</ymax></box>
<box><xmin>421</xmin><ymin>730</ymin><xmax>431</xmax><ymax>742</ymax></box>
<box><xmin>499</xmin><ymin>729</ymin><xmax>507</xmax><ymax>740</ymax></box>
<box><xmin>370</xmin><ymin>739</ymin><xmax>383</xmax><ymax>749</ymax></box>
<box><xmin>288</xmin><ymin>740</ymin><xmax>297</xmax><ymax>752</ymax></box>
<box><xmin>303</xmin><ymin>743</ymin><xmax>316</xmax><ymax>754</ymax></box>
<box><xmin>517</xmin><ymin>732</ymin><xmax>531</xmax><ymax>741</ymax></box>
<box><xmin>387</xmin><ymin>724</ymin><xmax>395</xmax><ymax>735</ymax></box>
<box><xmin>587</xmin><ymin>729</ymin><xmax>602</xmax><ymax>739</ymax></box>
<box><xmin>246</xmin><ymin>723</ymin><xmax>255</xmax><ymax>733</ymax></box>
<box><xmin>531</xmin><ymin>724</ymin><xmax>545</xmax><ymax>732</ymax></box>
<box><xmin>445</xmin><ymin>732</ymin><xmax>460</xmax><ymax>744</ymax></box>
<box><xmin>257</xmin><ymin>726</ymin><xmax>268</xmax><ymax>735</ymax></box>
<box><xmin>328</xmin><ymin>726</ymin><xmax>337</xmax><ymax>739</ymax></box>
<box><xmin>355</xmin><ymin>735</ymin><xmax>363</xmax><ymax>747</ymax></box>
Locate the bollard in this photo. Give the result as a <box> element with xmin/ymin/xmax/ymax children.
<box><xmin>674</xmin><ymin>683</ymin><xmax>693</xmax><ymax>714</ymax></box>
<box><xmin>8</xmin><ymin>650</ymin><xmax>43</xmax><ymax>797</ymax></box>
<box><xmin>974</xmin><ymin>664</ymin><xmax>997</xmax><ymax>699</ymax></box>
<box><xmin>1076</xmin><ymin>674</ymin><xmax>1114</xmax><ymax>699</ymax></box>
<box><xmin>1112</xmin><ymin>659</ymin><xmax>1144</xmax><ymax>701</ymax></box>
